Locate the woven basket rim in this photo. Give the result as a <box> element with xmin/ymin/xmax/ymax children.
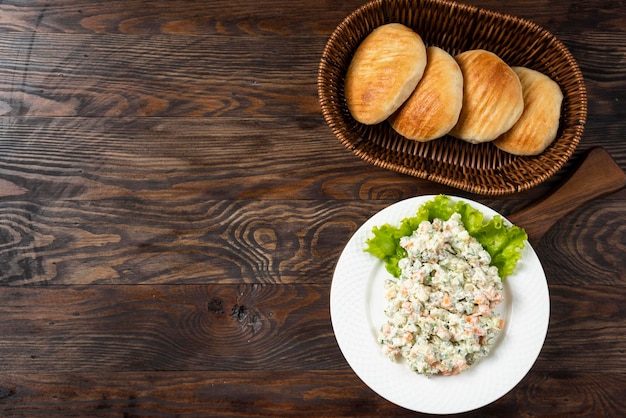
<box><xmin>318</xmin><ymin>0</ymin><xmax>587</xmax><ymax>195</ymax></box>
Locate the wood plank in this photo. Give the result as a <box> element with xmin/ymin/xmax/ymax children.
<box><xmin>0</xmin><ymin>23</ymin><xmax>621</xmax><ymax>121</ymax></box>
<box><xmin>0</xmin><ymin>284</ymin><xmax>624</xmax><ymax>372</ymax></box>
<box><xmin>0</xmin><ymin>370</ymin><xmax>624</xmax><ymax>416</ymax></box>
<box><xmin>0</xmin><ymin>0</ymin><xmax>360</xmax><ymax>35</ymax></box>
<box><xmin>0</xmin><ymin>198</ymin><xmax>382</xmax><ymax>285</ymax></box>
<box><xmin>6</xmin><ymin>116</ymin><xmax>618</xmax><ymax>210</ymax></box>
<box><xmin>2</xmin><ymin>194</ymin><xmax>624</xmax><ymax>285</ymax></box>
<box><xmin>0</xmin><ymin>115</ymin><xmax>458</xmax><ymax>202</ymax></box>
<box><xmin>537</xmin><ymin>286</ymin><xmax>626</xmax><ymax>372</ymax></box>
<box><xmin>1</xmin><ymin>148</ymin><xmax>624</xmax><ymax>287</ymax></box>
<box><xmin>0</xmin><ymin>284</ymin><xmax>341</xmax><ymax>371</ymax></box>
<box><xmin>536</xmin><ymin>199</ymin><xmax>626</xmax><ymax>285</ymax></box>
<box><xmin>1</xmin><ymin>0</ymin><xmax>623</xmax><ymax>38</ymax></box>
<box><xmin>0</xmin><ymin>33</ymin><xmax>325</xmax><ymax>117</ymax></box>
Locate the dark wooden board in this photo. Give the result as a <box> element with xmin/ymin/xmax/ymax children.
<box><xmin>0</xmin><ymin>0</ymin><xmax>625</xmax><ymax>415</ymax></box>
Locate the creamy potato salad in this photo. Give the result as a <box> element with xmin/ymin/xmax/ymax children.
<box><xmin>378</xmin><ymin>213</ymin><xmax>504</xmax><ymax>376</ymax></box>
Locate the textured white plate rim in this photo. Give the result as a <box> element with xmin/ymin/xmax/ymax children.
<box><xmin>330</xmin><ymin>195</ymin><xmax>550</xmax><ymax>414</ymax></box>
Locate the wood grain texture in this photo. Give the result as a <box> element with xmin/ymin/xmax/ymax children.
<box><xmin>0</xmin><ymin>284</ymin><xmax>624</xmax><ymax>416</ymax></box>
<box><xmin>1</xmin><ymin>196</ymin><xmax>625</xmax><ymax>286</ymax></box>
<box><xmin>537</xmin><ymin>199</ymin><xmax>626</xmax><ymax>285</ymax></box>
<box><xmin>0</xmin><ymin>0</ymin><xmax>357</xmax><ymax>36</ymax></box>
<box><xmin>0</xmin><ymin>33</ymin><xmax>324</xmax><ymax>117</ymax></box>
<box><xmin>0</xmin><ymin>199</ymin><xmax>376</xmax><ymax>285</ymax></box>
<box><xmin>0</xmin><ymin>285</ymin><xmax>339</xmax><ymax>372</ymax></box>
<box><xmin>0</xmin><ymin>371</ymin><xmax>624</xmax><ymax>417</ymax></box>
<box><xmin>0</xmin><ymin>0</ymin><xmax>623</xmax><ymax>37</ymax></box>
<box><xmin>0</xmin><ymin>284</ymin><xmax>623</xmax><ymax>374</ymax></box>
<box><xmin>508</xmin><ymin>148</ymin><xmax>626</xmax><ymax>243</ymax></box>
<box><xmin>0</xmin><ymin>7</ymin><xmax>622</xmax><ymax>121</ymax></box>
<box><xmin>0</xmin><ymin>0</ymin><xmax>624</xmax><ymax>415</ymax></box>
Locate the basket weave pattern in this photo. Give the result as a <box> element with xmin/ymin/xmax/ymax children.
<box><xmin>318</xmin><ymin>0</ymin><xmax>587</xmax><ymax>195</ymax></box>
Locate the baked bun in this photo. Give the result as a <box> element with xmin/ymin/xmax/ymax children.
<box><xmin>345</xmin><ymin>23</ymin><xmax>427</xmax><ymax>125</ymax></box>
<box><xmin>449</xmin><ymin>49</ymin><xmax>524</xmax><ymax>143</ymax></box>
<box><xmin>494</xmin><ymin>67</ymin><xmax>563</xmax><ymax>155</ymax></box>
<box><xmin>389</xmin><ymin>46</ymin><xmax>463</xmax><ymax>141</ymax></box>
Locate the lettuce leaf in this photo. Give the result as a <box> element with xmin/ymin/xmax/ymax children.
<box><xmin>364</xmin><ymin>195</ymin><xmax>527</xmax><ymax>279</ymax></box>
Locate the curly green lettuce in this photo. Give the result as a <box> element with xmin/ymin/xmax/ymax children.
<box><xmin>365</xmin><ymin>195</ymin><xmax>527</xmax><ymax>279</ymax></box>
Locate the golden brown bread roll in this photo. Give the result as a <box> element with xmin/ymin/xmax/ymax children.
<box><xmin>345</xmin><ymin>23</ymin><xmax>427</xmax><ymax>125</ymax></box>
<box><xmin>449</xmin><ymin>49</ymin><xmax>524</xmax><ymax>143</ymax></box>
<box><xmin>493</xmin><ymin>67</ymin><xmax>563</xmax><ymax>155</ymax></box>
<box><xmin>389</xmin><ymin>46</ymin><xmax>463</xmax><ymax>141</ymax></box>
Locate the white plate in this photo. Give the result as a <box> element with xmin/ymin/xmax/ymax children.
<box><xmin>330</xmin><ymin>195</ymin><xmax>550</xmax><ymax>414</ymax></box>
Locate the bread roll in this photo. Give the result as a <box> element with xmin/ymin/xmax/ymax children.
<box><xmin>494</xmin><ymin>67</ymin><xmax>563</xmax><ymax>155</ymax></box>
<box><xmin>389</xmin><ymin>46</ymin><xmax>463</xmax><ymax>141</ymax></box>
<box><xmin>345</xmin><ymin>23</ymin><xmax>427</xmax><ymax>125</ymax></box>
<box><xmin>449</xmin><ymin>49</ymin><xmax>524</xmax><ymax>143</ymax></box>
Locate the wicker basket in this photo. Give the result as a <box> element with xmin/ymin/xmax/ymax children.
<box><xmin>318</xmin><ymin>0</ymin><xmax>587</xmax><ymax>195</ymax></box>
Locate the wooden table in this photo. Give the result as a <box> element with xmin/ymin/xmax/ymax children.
<box><xmin>0</xmin><ymin>1</ymin><xmax>624</xmax><ymax>416</ymax></box>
